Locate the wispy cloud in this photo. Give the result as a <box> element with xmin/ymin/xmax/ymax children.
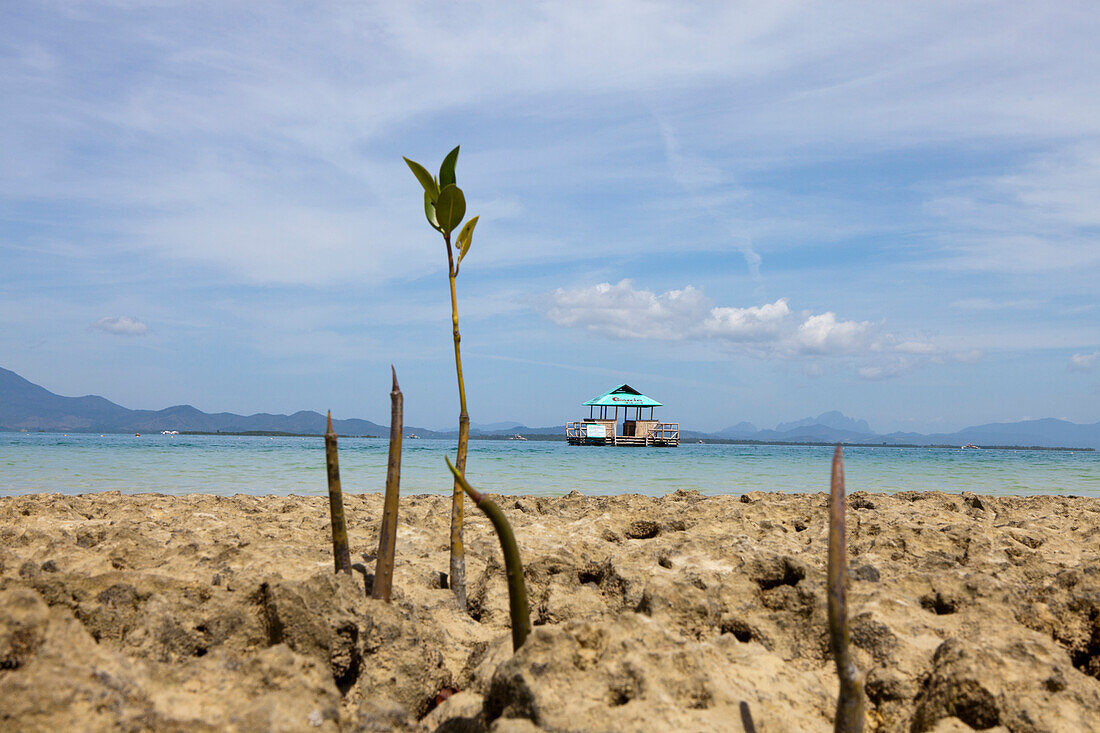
<box><xmin>92</xmin><ymin>316</ymin><xmax>147</xmax><ymax>336</ymax></box>
<box><xmin>950</xmin><ymin>298</ymin><xmax>1043</xmax><ymax>311</ymax></box>
<box><xmin>894</xmin><ymin>341</ymin><xmax>938</xmax><ymax>355</ymax></box>
<box><xmin>924</xmin><ymin>144</ymin><xmax>1100</xmax><ymax>283</ymax></box>
<box><xmin>858</xmin><ymin>360</ymin><xmax>912</xmax><ymax>381</ymax></box>
<box><xmin>5</xmin><ymin>2</ymin><xmax>1099</xmax><ymax>287</ymax></box>
<box><xmin>1069</xmin><ymin>351</ymin><xmax>1099</xmax><ymax>372</ymax></box>
<box><xmin>657</xmin><ymin>118</ymin><xmax>762</xmax><ymax>283</ymax></box>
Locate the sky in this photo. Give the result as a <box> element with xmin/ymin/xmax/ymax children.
<box><xmin>1</xmin><ymin>1</ymin><xmax>1098</xmax><ymax>434</ymax></box>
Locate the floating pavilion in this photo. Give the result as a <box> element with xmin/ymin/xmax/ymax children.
<box><xmin>566</xmin><ymin>384</ymin><xmax>679</xmax><ymax>447</ymax></box>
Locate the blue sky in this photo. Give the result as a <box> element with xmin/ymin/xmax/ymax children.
<box><xmin>1</xmin><ymin>1</ymin><xmax>1097</xmax><ymax>433</ymax></box>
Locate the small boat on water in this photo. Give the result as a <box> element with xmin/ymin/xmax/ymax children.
<box><xmin>161</xmin><ymin>430</ymin><xmax>179</xmax><ymax>435</ymax></box>
<box><xmin>407</xmin><ymin>433</ymin><xmax>421</xmax><ymax>439</ymax></box>
<box><xmin>509</xmin><ymin>434</ymin><xmax>527</xmax><ymax>441</ymax></box>
<box><xmin>961</xmin><ymin>443</ymin><xmax>980</xmax><ymax>450</ymax></box>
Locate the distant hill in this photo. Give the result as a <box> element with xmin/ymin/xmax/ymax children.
<box><xmin>435</xmin><ymin>423</ymin><xmax>566</xmax><ymax>437</ymax></box>
<box><xmin>713</xmin><ymin>421</ymin><xmax>758</xmax><ymax>438</ymax></box>
<box><xmin>468</xmin><ymin>421</ymin><xmax>525</xmax><ymax>435</ymax></box>
<box><xmin>881</xmin><ymin>418</ymin><xmax>1100</xmax><ymax>450</ymax></box>
<box><xmin>2</xmin><ymin>367</ymin><xmax>1097</xmax><ymax>448</ymax></box>
<box><xmin>753</xmin><ymin>424</ymin><xmax>880</xmax><ymax>444</ymax></box>
<box><xmin>736</xmin><ymin>412</ymin><xmax>1098</xmax><ymax>449</ymax></box>
<box><xmin>0</xmin><ymin>366</ymin><xmax>431</xmax><ymax>437</ymax></box>
<box><xmin>775</xmin><ymin>411</ymin><xmax>872</xmax><ymax>435</ymax></box>
<box><xmin>707</xmin><ymin>410</ymin><xmax>1098</xmax><ymax>449</ymax></box>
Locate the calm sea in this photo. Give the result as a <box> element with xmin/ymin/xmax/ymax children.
<box><xmin>1</xmin><ymin>432</ymin><xmax>1097</xmax><ymax>498</ymax></box>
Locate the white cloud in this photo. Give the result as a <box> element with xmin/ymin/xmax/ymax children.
<box><xmin>93</xmin><ymin>316</ymin><xmax>148</xmax><ymax>336</ymax></box>
<box><xmin>1069</xmin><ymin>351</ymin><xmax>1099</xmax><ymax>371</ymax></box>
<box><xmin>542</xmin><ymin>280</ymin><xmax>710</xmax><ymax>340</ymax></box>
<box><xmin>794</xmin><ymin>312</ymin><xmax>873</xmax><ymax>355</ymax></box>
<box><xmin>542</xmin><ymin>280</ymin><xmax>915</xmax><ymax>369</ymax></box>
<box><xmin>702</xmin><ymin>299</ymin><xmax>790</xmax><ymax>341</ymax></box>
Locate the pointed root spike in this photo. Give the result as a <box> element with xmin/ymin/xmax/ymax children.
<box><xmin>444</xmin><ymin>456</ymin><xmax>529</xmax><ymax>652</ymax></box>
<box><xmin>446</xmin><ymin>457</ymin><xmax>484</xmax><ymax>503</ymax></box>
<box><xmin>831</xmin><ymin>444</ymin><xmax>844</xmax><ymax>498</ymax></box>
<box><xmin>827</xmin><ymin>443</ymin><xmax>865</xmax><ymax>732</ymax></box>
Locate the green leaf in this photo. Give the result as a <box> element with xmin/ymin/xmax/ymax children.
<box><xmin>404</xmin><ymin>157</ymin><xmax>439</xmax><ymax>201</ymax></box>
<box><xmin>439</xmin><ymin>145</ymin><xmax>460</xmax><ymax>188</ymax></box>
<box><xmin>435</xmin><ymin>184</ymin><xmax>466</xmax><ymax>234</ymax></box>
<box><xmin>455</xmin><ymin>215</ymin><xmax>478</xmax><ymax>272</ymax></box>
<box><xmin>457</xmin><ymin>214</ymin><xmax>478</xmax><ymax>249</ymax></box>
<box><xmin>424</xmin><ymin>190</ymin><xmax>441</xmax><ymax>231</ymax></box>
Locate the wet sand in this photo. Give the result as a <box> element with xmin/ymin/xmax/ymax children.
<box><xmin>1</xmin><ymin>490</ymin><xmax>1099</xmax><ymax>731</ymax></box>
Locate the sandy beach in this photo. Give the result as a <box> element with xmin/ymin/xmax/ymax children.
<box><xmin>1</xmin><ymin>489</ymin><xmax>1099</xmax><ymax>732</ymax></box>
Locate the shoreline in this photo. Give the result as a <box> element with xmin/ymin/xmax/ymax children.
<box><xmin>2</xmin><ymin>491</ymin><xmax>1099</xmax><ymax>731</ymax></box>
<box><xmin>4</xmin><ymin>429</ymin><xmax>1094</xmax><ymax>451</ymax></box>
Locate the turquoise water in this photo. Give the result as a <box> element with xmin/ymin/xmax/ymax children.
<box><xmin>0</xmin><ymin>432</ymin><xmax>1097</xmax><ymax>498</ymax></box>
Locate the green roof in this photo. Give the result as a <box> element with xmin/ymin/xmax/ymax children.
<box><xmin>583</xmin><ymin>384</ymin><xmax>663</xmax><ymax>408</ymax></box>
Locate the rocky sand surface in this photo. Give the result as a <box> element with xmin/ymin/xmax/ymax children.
<box><xmin>1</xmin><ymin>490</ymin><xmax>1099</xmax><ymax>732</ymax></box>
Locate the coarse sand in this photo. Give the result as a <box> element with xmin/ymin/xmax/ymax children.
<box><xmin>1</xmin><ymin>490</ymin><xmax>1099</xmax><ymax>731</ymax></box>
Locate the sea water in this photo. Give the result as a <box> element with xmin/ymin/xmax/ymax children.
<box><xmin>1</xmin><ymin>432</ymin><xmax>1097</xmax><ymax>498</ymax></box>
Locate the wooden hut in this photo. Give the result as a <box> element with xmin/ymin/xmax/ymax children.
<box><xmin>566</xmin><ymin>384</ymin><xmax>679</xmax><ymax>446</ymax></box>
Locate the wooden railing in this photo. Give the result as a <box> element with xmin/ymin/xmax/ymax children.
<box><xmin>649</xmin><ymin>423</ymin><xmax>679</xmax><ymax>444</ymax></box>
<box><xmin>565</xmin><ymin>421</ymin><xmax>590</xmax><ymax>441</ymax></box>
<box><xmin>566</xmin><ymin>421</ymin><xmax>679</xmax><ymax>446</ymax></box>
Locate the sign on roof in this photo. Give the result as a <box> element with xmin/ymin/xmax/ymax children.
<box><xmin>582</xmin><ymin>384</ymin><xmax>663</xmax><ymax>408</ymax></box>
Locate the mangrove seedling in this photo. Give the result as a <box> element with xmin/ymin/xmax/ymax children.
<box><xmin>324</xmin><ymin>411</ymin><xmax>352</xmax><ymax>574</ymax></box>
<box><xmin>372</xmin><ymin>366</ymin><xmax>403</xmax><ymax>602</ymax></box>
<box><xmin>445</xmin><ymin>457</ymin><xmax>530</xmax><ymax>652</ymax></box>
<box><xmin>828</xmin><ymin>445</ymin><xmax>865</xmax><ymax>732</ymax></box>
<box><xmin>405</xmin><ymin>145</ymin><xmax>480</xmax><ymax>609</ymax></box>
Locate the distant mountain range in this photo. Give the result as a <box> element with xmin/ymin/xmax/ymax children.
<box><xmin>775</xmin><ymin>410</ymin><xmax>873</xmax><ymax>435</ymax></box>
<box><xmin>706</xmin><ymin>411</ymin><xmax>1100</xmax><ymax>449</ymax></box>
<box><xmin>0</xmin><ymin>366</ymin><xmax>401</xmax><ymax>437</ymax></box>
<box><xmin>2</xmin><ymin>366</ymin><xmax>1097</xmax><ymax>448</ymax></box>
